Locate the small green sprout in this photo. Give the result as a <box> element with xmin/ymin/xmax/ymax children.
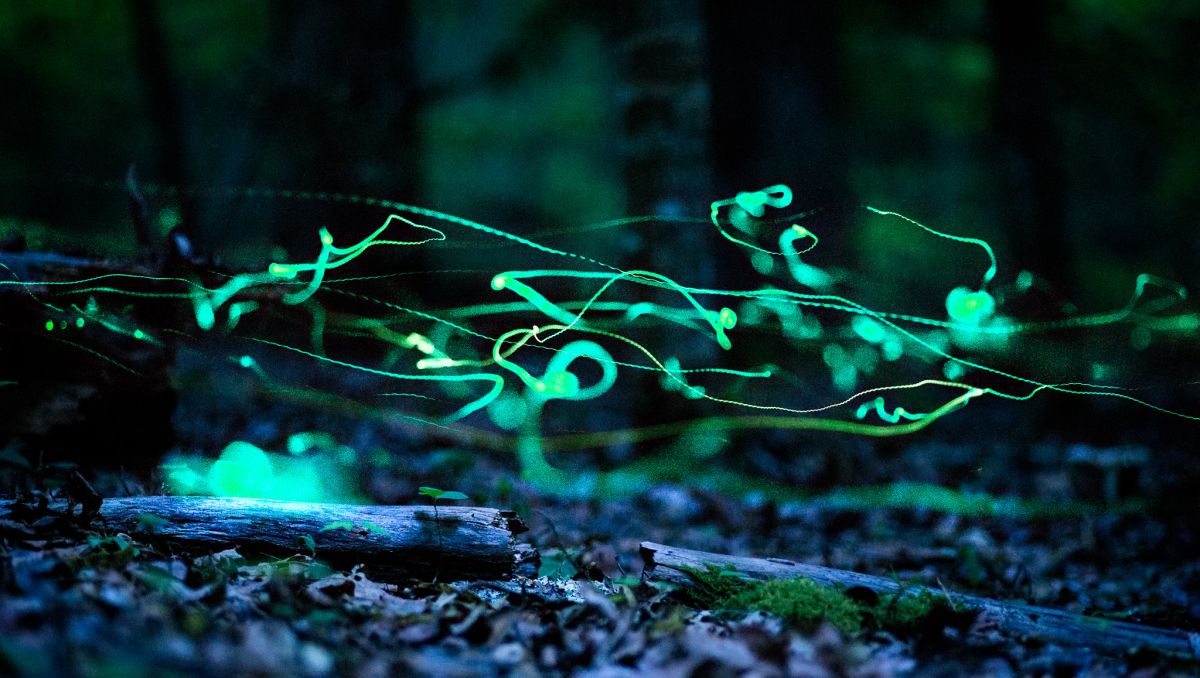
<box><xmin>419</xmin><ymin>486</ymin><xmax>469</xmax><ymax>502</ymax></box>
<box><xmin>419</xmin><ymin>487</ymin><xmax>469</xmax><ymax>545</ymax></box>
<box><xmin>419</xmin><ymin>486</ymin><xmax>469</xmax><ymax>520</ymax></box>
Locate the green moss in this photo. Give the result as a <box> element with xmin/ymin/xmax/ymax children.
<box><xmin>682</xmin><ymin>564</ymin><xmax>758</xmax><ymax>609</ymax></box>
<box><xmin>868</xmin><ymin>588</ymin><xmax>942</xmax><ymax>629</ymax></box>
<box><xmin>682</xmin><ymin>564</ymin><xmax>951</xmax><ymax>634</ymax></box>
<box><xmin>728</xmin><ymin>576</ymin><xmax>864</xmax><ymax>632</ymax></box>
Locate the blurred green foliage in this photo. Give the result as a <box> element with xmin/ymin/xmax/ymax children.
<box><xmin>0</xmin><ymin>0</ymin><xmax>1195</xmax><ymax>303</ymax></box>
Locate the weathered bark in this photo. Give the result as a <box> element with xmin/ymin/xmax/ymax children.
<box><xmin>3</xmin><ymin>497</ymin><xmax>536</xmax><ymax>581</ymax></box>
<box><xmin>641</xmin><ymin>542</ymin><xmax>1200</xmax><ymax>660</ymax></box>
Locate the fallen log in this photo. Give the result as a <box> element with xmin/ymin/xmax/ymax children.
<box><xmin>3</xmin><ymin>496</ymin><xmax>536</xmax><ymax>581</ymax></box>
<box><xmin>640</xmin><ymin>541</ymin><xmax>1200</xmax><ymax>661</ymax></box>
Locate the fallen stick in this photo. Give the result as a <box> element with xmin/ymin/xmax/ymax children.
<box><xmin>3</xmin><ymin>496</ymin><xmax>536</xmax><ymax>581</ymax></box>
<box><xmin>640</xmin><ymin>542</ymin><xmax>1200</xmax><ymax>660</ymax></box>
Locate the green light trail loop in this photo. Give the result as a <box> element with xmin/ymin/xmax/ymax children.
<box><xmin>710</xmin><ymin>184</ymin><xmax>796</xmax><ymax>254</ymax></box>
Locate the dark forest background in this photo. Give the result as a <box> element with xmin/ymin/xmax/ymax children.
<box><xmin>1</xmin><ymin>0</ymin><xmax>1199</xmax><ymax>459</ymax></box>
<box><xmin>3</xmin><ymin>1</ymin><xmax>1198</xmax><ymax>284</ymax></box>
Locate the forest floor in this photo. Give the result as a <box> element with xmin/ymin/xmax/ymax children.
<box><xmin>2</xmin><ymin>443</ymin><xmax>1199</xmax><ymax>678</ymax></box>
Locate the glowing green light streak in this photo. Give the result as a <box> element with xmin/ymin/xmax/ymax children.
<box><xmin>866</xmin><ymin>206</ymin><xmax>998</xmax><ymax>289</ymax></box>
<box><xmin>26</xmin><ymin>181</ymin><xmax>1198</xmax><ymax>428</ymax></box>
<box><xmin>249</xmin><ymin>337</ymin><xmax>503</xmax><ymax>422</ymax></box>
<box><xmin>539</xmin><ymin>387</ymin><xmax>981</xmax><ymax>452</ymax></box>
<box><xmin>105</xmin><ymin>182</ymin><xmax>1189</xmax><ymax>340</ymax></box>
<box><xmin>709</xmin><ymin>184</ymin><xmax>795</xmax><ymax>254</ymax></box>
<box><xmin>124</xmin><ymin>180</ymin><xmax>797</xmax><ymax>272</ymax></box>
<box><xmin>367</xmin><ymin>199</ymin><xmax>619</xmax><ymax>272</ymax></box>
<box><xmin>490</xmin><ymin>328</ymin><xmax>621</xmax><ymax>492</ymax></box>
<box><xmin>492</xmin><ymin>328</ymin><xmax>617</xmax><ymax>401</ymax></box>
<box><xmin>855</xmin><ymin>396</ymin><xmax>926</xmax><ymax>423</ymax></box>
<box><xmin>226</xmin><ymin>301</ymin><xmax>259</xmax><ymax>330</ymax></box>
<box><xmin>193</xmin><ymin>271</ymin><xmax>278</xmax><ymax>330</ymax></box>
<box><xmin>46</xmin><ymin>297</ymin><xmax>166</xmax><ymax>345</ymax></box>
<box><xmin>493</xmin><ymin>269</ymin><xmax>739</xmax><ymax>349</ymax></box>
<box><xmin>378</xmin><ymin>392</ymin><xmax>439</xmax><ymax>400</ymax></box>
<box><xmin>327</xmin><ymin>290</ymin><xmax>741</xmax><ymax>378</ymax></box>
<box><xmin>267</xmin><ymin>215</ymin><xmax>445</xmax><ymax>306</ymax></box>
<box><xmin>475</xmin><ymin>266</ymin><xmax>1198</xmax><ymax>418</ymax></box>
<box><xmin>318</xmin><ymin>285</ymin><xmax>491</xmax><ymax>341</ymax></box>
<box><xmin>501</xmin><ymin>269</ymin><xmax>1199</xmax><ymax>421</ymax></box>
<box><xmin>47</xmin><ymin>336</ymin><xmax>142</xmax><ymax>375</ymax></box>
<box><xmin>515</xmin><ymin>209</ymin><xmax>817</xmax><ymax>240</ymax></box>
<box><xmin>0</xmin><ymin>262</ymin><xmax>64</xmax><ymax>314</ymax></box>
<box><xmin>494</xmin><ymin>322</ymin><xmax>971</xmax><ymax>423</ymax></box>
<box><xmin>0</xmin><ymin>271</ymin><xmax>202</xmax><ymax>290</ymax></box>
<box><xmin>439</xmin><ymin>300</ymin><xmax>630</xmax><ymax>319</ymax></box>
<box><xmin>498</xmin><ymin>323</ymin><xmax>771</xmax><ymax>401</ymax></box>
<box><xmin>235</xmin><ymin>354</ymin><xmax>267</xmax><ymax>377</ymax></box>
<box><xmin>438</xmin><ymin>299</ymin><xmax>719</xmax><ymax>339</ymax></box>
<box><xmin>48</xmin><ymin>287</ymin><xmax>195</xmax><ymax>300</ymax></box>
<box><xmin>661</xmin><ymin>357</ymin><xmax>707</xmax><ymax>399</ymax></box>
<box><xmin>779</xmin><ymin>224</ymin><xmax>834</xmax><ymax>290</ymax></box>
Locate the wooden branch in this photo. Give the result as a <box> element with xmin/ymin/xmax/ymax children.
<box><xmin>3</xmin><ymin>496</ymin><xmax>535</xmax><ymax>581</ymax></box>
<box><xmin>640</xmin><ymin>542</ymin><xmax>1200</xmax><ymax>660</ymax></box>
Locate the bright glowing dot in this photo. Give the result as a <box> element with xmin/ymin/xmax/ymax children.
<box><xmin>405</xmin><ymin>333</ymin><xmax>436</xmax><ymax>355</ymax></box>
<box><xmin>209</xmin><ymin>441</ymin><xmax>274</xmax><ymax>498</ymax></box>
<box><xmin>545</xmin><ymin>371</ymin><xmax>579</xmax><ymax>396</ymax></box>
<box><xmin>320</xmin><ymin>229</ymin><xmax>333</xmax><ymax>246</ymax></box>
<box><xmin>238</xmin><ymin>355</ymin><xmax>255</xmax><ymax>369</ymax></box>
<box><xmin>851</xmin><ymin>316</ymin><xmax>886</xmax><ymax>344</ymax></box>
<box><xmin>791</xmin><ymin>224</ymin><xmax>808</xmax><ymax>236</ymax></box>
<box><xmin>286</xmin><ymin>431</ymin><xmax>336</xmax><ymax>455</ymax></box>
<box><xmin>734</xmin><ymin>191</ymin><xmax>768</xmax><ymax>217</ymax></box>
<box><xmin>164</xmin><ymin>463</ymin><xmax>202</xmax><ymax>494</ymax></box>
<box><xmin>882</xmin><ymin>339</ymin><xmax>904</xmax><ymax>361</ymax></box>
<box><xmin>75</xmin><ymin>317</ymin><xmax>85</xmax><ymax>328</ymax></box>
<box><xmin>943</xmin><ymin>361</ymin><xmax>966</xmax><ymax>380</ymax></box>
<box><xmin>749</xmin><ymin>251</ymin><xmax>774</xmax><ymax>275</ymax></box>
<box><xmin>195</xmin><ymin>299</ymin><xmax>216</xmax><ymax>331</ymax></box>
<box><xmin>533</xmin><ymin>381</ymin><xmax>547</xmax><ymax>393</ymax></box>
<box><xmin>718</xmin><ymin>307</ymin><xmax>737</xmax><ymax>328</ymax></box>
<box><xmin>133</xmin><ymin>329</ymin><xmax>145</xmax><ymax>340</ymax></box>
<box><xmin>487</xmin><ymin>394</ymin><xmax>528</xmax><ymax>431</ymax></box>
<box><xmin>491</xmin><ymin>275</ymin><xmax>507</xmax><ymax>290</ymax></box>
<box><xmin>44</xmin><ymin>320</ymin><xmax>54</xmax><ymax>331</ymax></box>
<box><xmin>945</xmin><ymin>287</ymin><xmax>995</xmax><ymax>324</ymax></box>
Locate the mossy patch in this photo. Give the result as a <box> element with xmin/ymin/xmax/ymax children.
<box><xmin>729</xmin><ymin>576</ymin><xmax>864</xmax><ymax>632</ymax></box>
<box><xmin>681</xmin><ymin>564</ymin><xmax>961</xmax><ymax>634</ymax></box>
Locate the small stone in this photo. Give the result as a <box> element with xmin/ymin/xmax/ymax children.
<box><xmin>299</xmin><ymin>643</ymin><xmax>334</xmax><ymax>676</ymax></box>
<box><xmin>491</xmin><ymin>642</ymin><xmax>525</xmax><ymax>667</ymax></box>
